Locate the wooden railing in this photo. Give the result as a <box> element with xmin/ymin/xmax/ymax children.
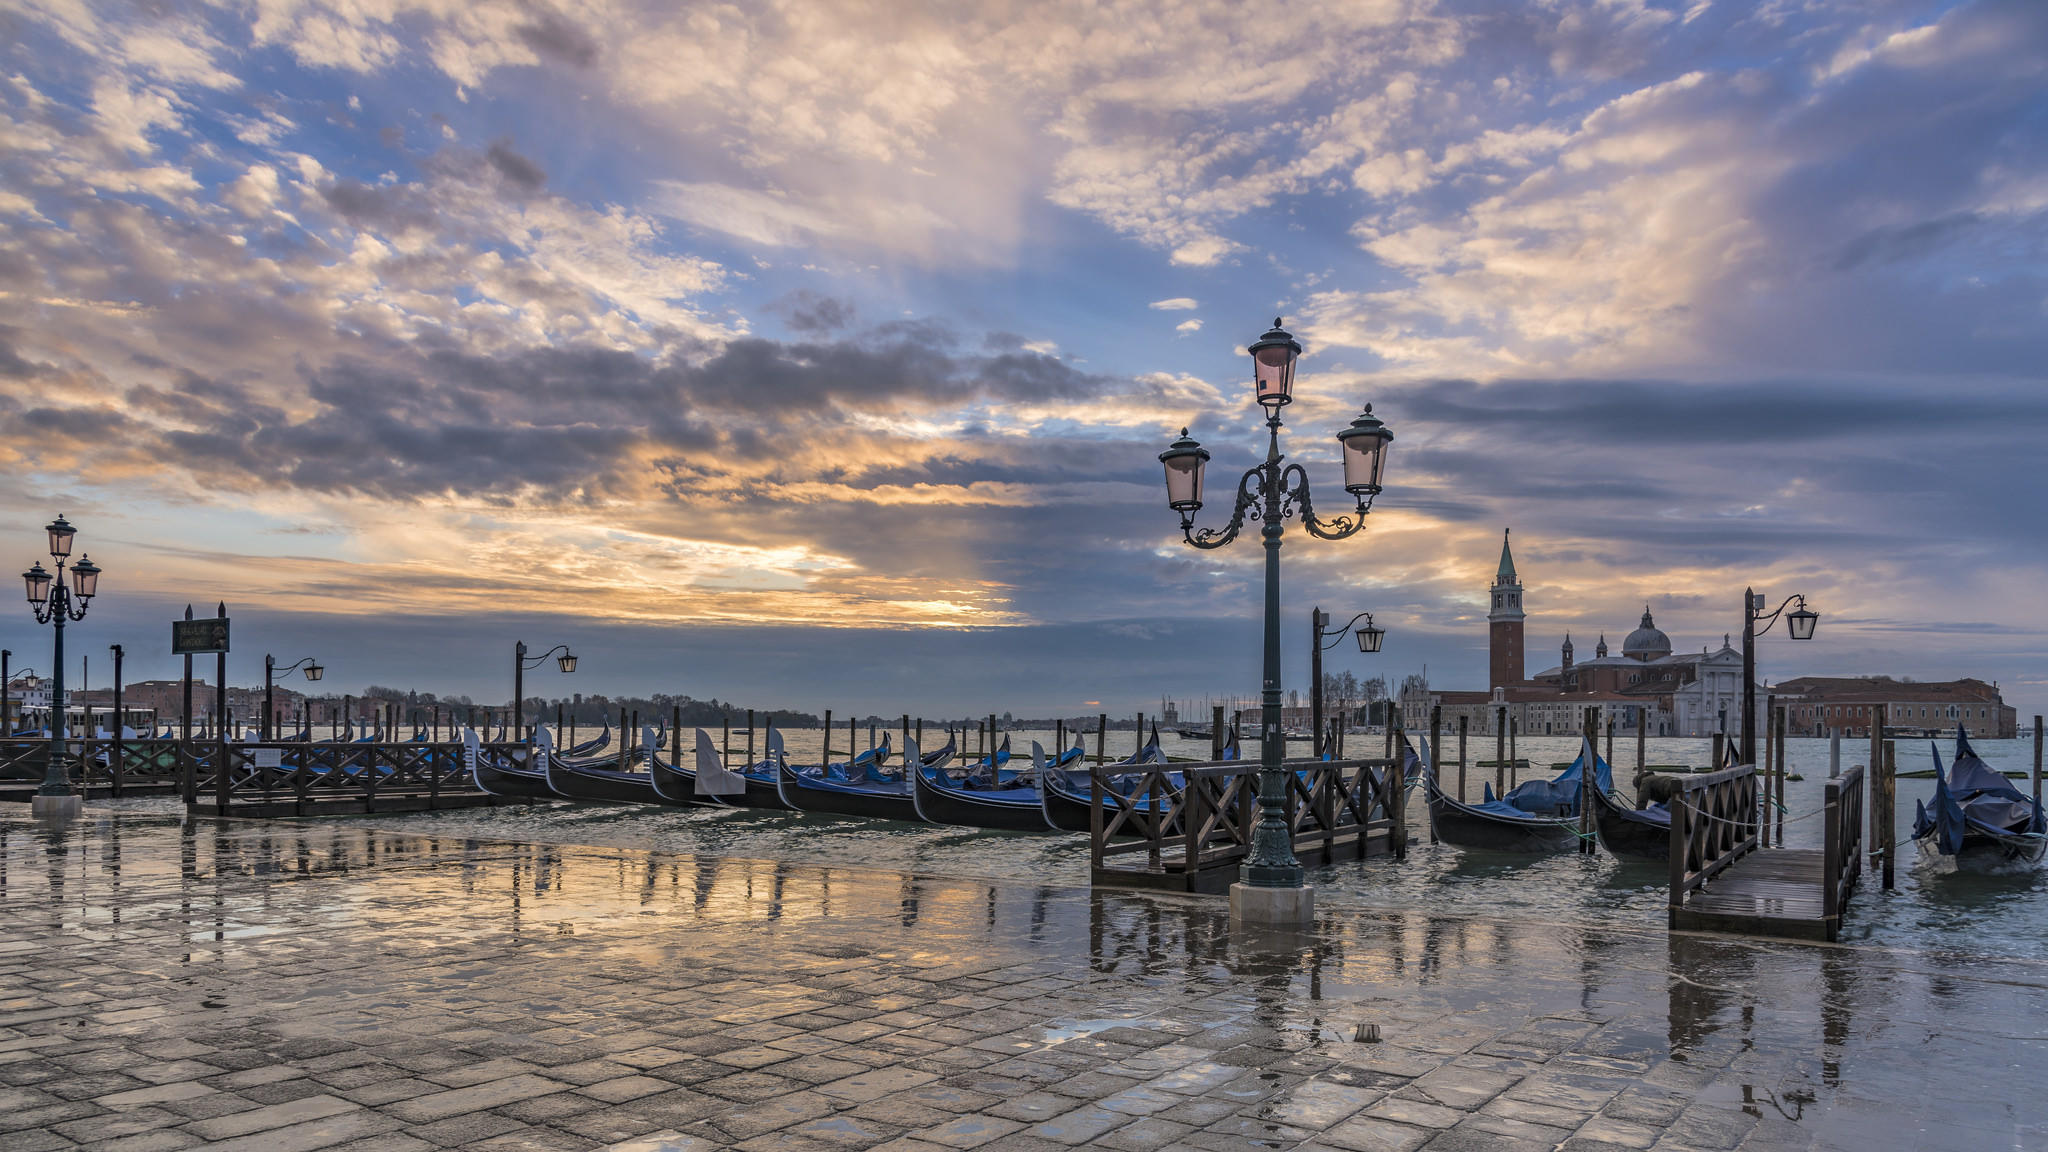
<box><xmin>1</xmin><ymin>736</ymin><xmax>527</xmax><ymax>813</ymax></box>
<box><xmin>1822</xmin><ymin>764</ymin><xmax>1865</xmax><ymax>931</ymax></box>
<box><xmin>1091</xmin><ymin>756</ymin><xmax>1404</xmax><ymax>893</ymax></box>
<box><xmin>1667</xmin><ymin>763</ymin><xmax>1758</xmax><ymax>927</ymax></box>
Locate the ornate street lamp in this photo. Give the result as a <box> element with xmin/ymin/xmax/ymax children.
<box><xmin>1741</xmin><ymin>589</ymin><xmax>1818</xmax><ymax>766</ymax></box>
<box><xmin>264</xmin><ymin>656</ymin><xmax>324</xmax><ymax>740</ymax></box>
<box><xmin>1159</xmin><ymin>320</ymin><xmax>1394</xmax><ymax>915</ymax></box>
<box><xmin>1311</xmin><ymin>610</ymin><xmax>1384</xmax><ymax>756</ymax></box>
<box><xmin>513</xmin><ymin>642</ymin><xmax>576</xmax><ymax>740</ymax></box>
<box><xmin>21</xmin><ymin>515</ymin><xmax>102</xmax><ymax>814</ymax></box>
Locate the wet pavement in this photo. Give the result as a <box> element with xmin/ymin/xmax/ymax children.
<box><xmin>1</xmin><ymin>808</ymin><xmax>2043</xmax><ymax>1151</ymax></box>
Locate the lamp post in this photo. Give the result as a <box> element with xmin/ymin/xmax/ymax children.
<box><xmin>1311</xmin><ymin>610</ymin><xmax>1383</xmax><ymax>750</ymax></box>
<box><xmin>513</xmin><ymin>642</ymin><xmax>576</xmax><ymax>740</ymax></box>
<box><xmin>264</xmin><ymin>656</ymin><xmax>324</xmax><ymax>740</ymax></box>
<box><xmin>1740</xmin><ymin>589</ymin><xmax>1818</xmax><ymax>767</ymax></box>
<box><xmin>21</xmin><ymin>515</ymin><xmax>102</xmax><ymax>815</ymax></box>
<box><xmin>1159</xmin><ymin>320</ymin><xmax>1393</xmax><ymax>917</ymax></box>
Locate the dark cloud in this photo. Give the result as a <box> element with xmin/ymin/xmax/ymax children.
<box><xmin>515</xmin><ymin>14</ymin><xmax>600</xmax><ymax>69</ymax></box>
<box><xmin>484</xmin><ymin>139</ymin><xmax>547</xmax><ymax>192</ymax></box>
<box><xmin>767</xmin><ymin>290</ymin><xmax>856</xmax><ymax>333</ymax></box>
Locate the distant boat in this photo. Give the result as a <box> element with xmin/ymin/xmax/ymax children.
<box><xmin>1913</xmin><ymin>727</ymin><xmax>2045</xmax><ymax>870</ymax></box>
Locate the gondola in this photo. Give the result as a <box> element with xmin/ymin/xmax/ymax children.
<box><xmin>466</xmin><ymin>729</ymin><xmax>556</xmax><ymax>798</ymax></box>
<box><xmin>775</xmin><ymin>732</ymin><xmax>954</xmax><ymax>821</ymax></box>
<box><xmin>1587</xmin><ymin>753</ymin><xmax>1671</xmax><ymax>863</ymax></box>
<box><xmin>1424</xmin><ymin>738</ymin><xmax>1607</xmax><ymax>853</ymax></box>
<box><xmin>1913</xmin><ymin>727</ymin><xmax>2045</xmax><ymax>870</ymax></box>
<box><xmin>910</xmin><ymin>738</ymin><xmax>1053</xmax><ymax>832</ymax></box>
<box><xmin>1038</xmin><ymin>734</ymin><xmax>1174</xmax><ymax>833</ymax></box>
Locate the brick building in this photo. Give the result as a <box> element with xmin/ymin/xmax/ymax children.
<box><xmin>1773</xmin><ymin>676</ymin><xmax>2016</xmax><ymax>739</ymax></box>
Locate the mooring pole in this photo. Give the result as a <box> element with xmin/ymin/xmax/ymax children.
<box><xmin>1212</xmin><ymin>704</ymin><xmax>1226</xmax><ymax>761</ymax></box>
<box><xmin>1457</xmin><ymin>714</ymin><xmax>1468</xmax><ymax>804</ymax></box>
<box><xmin>1428</xmin><ymin>706</ymin><xmax>1441</xmax><ymax>844</ymax></box>
<box><xmin>1635</xmin><ymin>708</ymin><xmax>1646</xmax><ymax>785</ymax></box>
<box><xmin>1880</xmin><ymin>739</ymin><xmax>1897</xmax><ymax>890</ymax></box>
<box><xmin>2034</xmin><ymin>715</ymin><xmax>2043</xmax><ymax>811</ymax></box>
<box><xmin>1096</xmin><ymin>713</ymin><xmax>1106</xmax><ymax>765</ymax></box>
<box><xmin>1508</xmin><ymin>711</ymin><xmax>1518</xmax><ymax>786</ymax></box>
<box><xmin>1775</xmin><ymin>704</ymin><xmax>1788</xmax><ymax>845</ymax></box>
<box><xmin>1495</xmin><ymin>705</ymin><xmax>1506</xmax><ymax>795</ymax></box>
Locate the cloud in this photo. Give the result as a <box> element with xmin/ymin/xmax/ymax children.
<box><xmin>1175</xmin><ymin>319</ymin><xmax>1203</xmax><ymax>334</ymax></box>
<box><xmin>1149</xmin><ymin>298</ymin><xmax>1199</xmax><ymax>311</ymax></box>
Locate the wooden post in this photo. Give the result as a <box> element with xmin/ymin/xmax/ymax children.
<box><xmin>1605</xmin><ymin>717</ymin><xmax>1614</xmax><ymax>770</ymax></box>
<box><xmin>1457</xmin><ymin>714</ymin><xmax>1469</xmax><ymax>805</ymax></box>
<box><xmin>822</xmin><ymin>710</ymin><xmax>832</xmax><ymax>768</ymax></box>
<box><xmin>1212</xmin><ymin>704</ymin><xmax>1226</xmax><ymax>761</ymax></box>
<box><xmin>1635</xmin><ymin>709</ymin><xmax>1646</xmax><ymax>786</ymax></box>
<box><xmin>109</xmin><ymin>646</ymin><xmax>124</xmax><ymax>797</ymax></box>
<box><xmin>1759</xmin><ymin>702</ymin><xmax>1772</xmax><ymax>847</ymax></box>
<box><xmin>1096</xmin><ymin>713</ymin><xmax>1106</xmax><ymax>765</ymax></box>
<box><xmin>214</xmin><ymin>612</ymin><xmax>229</xmax><ymax>812</ymax></box>
<box><xmin>1580</xmin><ymin>708</ymin><xmax>1594</xmax><ymax>853</ymax></box>
<box><xmin>1508</xmin><ymin>712</ymin><xmax>1518</xmax><ymax>785</ymax></box>
<box><xmin>902</xmin><ymin>714</ymin><xmax>910</xmax><ymax>761</ymax></box>
<box><xmin>1133</xmin><ymin>712</ymin><xmax>1142</xmax><ymax>758</ymax></box>
<box><xmin>1712</xmin><ymin>731</ymin><xmax>1725</xmax><ymax>772</ymax></box>
<box><xmin>1880</xmin><ymin>739</ymin><xmax>1896</xmax><ymax>891</ymax></box>
<box><xmin>1775</xmin><ymin>704</ymin><xmax>1788</xmax><ymax>845</ymax></box>
<box><xmin>2034</xmin><ymin>715</ymin><xmax>2042</xmax><ymax>810</ymax></box>
<box><xmin>1428</xmin><ymin>706</ymin><xmax>1442</xmax><ymax>844</ymax></box>
<box><xmin>1495</xmin><ymin>706</ymin><xmax>1506</xmax><ymax>795</ymax></box>
<box><xmin>748</xmin><ymin>709</ymin><xmax>757</xmax><ymax>767</ymax></box>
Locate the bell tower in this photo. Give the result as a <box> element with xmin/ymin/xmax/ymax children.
<box><xmin>1488</xmin><ymin>529</ymin><xmax>1525</xmax><ymax>689</ymax></box>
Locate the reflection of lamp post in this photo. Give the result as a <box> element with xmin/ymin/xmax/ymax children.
<box><xmin>1160</xmin><ymin>320</ymin><xmax>1393</xmax><ymax>917</ymax></box>
<box><xmin>22</xmin><ymin>515</ymin><xmax>102</xmax><ymax>815</ymax></box>
<box><xmin>1310</xmin><ymin>610</ymin><xmax>1383</xmax><ymax>750</ymax></box>
<box><xmin>513</xmin><ymin>642</ymin><xmax>576</xmax><ymax>740</ymax></box>
<box><xmin>264</xmin><ymin>656</ymin><xmax>324</xmax><ymax>739</ymax></box>
<box><xmin>1740</xmin><ymin>589</ymin><xmax>1818</xmax><ymax>766</ymax></box>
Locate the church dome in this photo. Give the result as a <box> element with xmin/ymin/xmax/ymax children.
<box><xmin>1622</xmin><ymin>607</ymin><xmax>1671</xmax><ymax>661</ymax></box>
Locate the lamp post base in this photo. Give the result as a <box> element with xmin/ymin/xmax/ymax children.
<box><xmin>1230</xmin><ymin>881</ymin><xmax>1315</xmax><ymax>927</ymax></box>
<box><xmin>31</xmin><ymin>793</ymin><xmax>81</xmax><ymax>818</ymax></box>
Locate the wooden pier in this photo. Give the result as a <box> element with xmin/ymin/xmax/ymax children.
<box><xmin>1090</xmin><ymin>755</ymin><xmax>1406</xmax><ymax>894</ymax></box>
<box><xmin>1669</xmin><ymin>762</ymin><xmax>1864</xmax><ymax>942</ymax></box>
<box><xmin>0</xmin><ymin>735</ymin><xmax>532</xmax><ymax>817</ymax></box>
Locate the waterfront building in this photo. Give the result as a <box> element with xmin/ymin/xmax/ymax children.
<box><xmin>1773</xmin><ymin>676</ymin><xmax>2016</xmax><ymax>739</ymax></box>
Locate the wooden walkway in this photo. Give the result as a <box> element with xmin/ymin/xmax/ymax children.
<box><xmin>1670</xmin><ymin>848</ymin><xmax>1835</xmax><ymax>941</ymax></box>
<box><xmin>1667</xmin><ymin>764</ymin><xmax>1864</xmax><ymax>943</ymax></box>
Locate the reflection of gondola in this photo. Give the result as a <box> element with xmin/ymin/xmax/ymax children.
<box><xmin>911</xmin><ymin>742</ymin><xmax>1052</xmax><ymax>832</ymax></box>
<box><xmin>1424</xmin><ymin>740</ymin><xmax>1605</xmax><ymax>853</ymax></box>
<box><xmin>1589</xmin><ymin>776</ymin><xmax>1671</xmax><ymax>863</ymax></box>
<box><xmin>1913</xmin><ymin>727</ymin><xmax>2045</xmax><ymax>870</ymax></box>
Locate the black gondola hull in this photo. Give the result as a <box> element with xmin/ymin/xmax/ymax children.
<box><xmin>473</xmin><ymin>754</ymin><xmax>554</xmax><ymax>799</ymax></box>
<box><xmin>912</xmin><ymin>766</ymin><xmax>1053</xmax><ymax>832</ymax></box>
<box><xmin>545</xmin><ymin>757</ymin><xmax>665</xmax><ymax>805</ymax></box>
<box><xmin>1427</xmin><ymin>788</ymin><xmax>1580</xmax><ymax>853</ymax></box>
<box><xmin>777</xmin><ymin>759</ymin><xmax>918</xmax><ymax>821</ymax></box>
<box><xmin>1588</xmin><ymin>784</ymin><xmax>1670</xmax><ymax>863</ymax></box>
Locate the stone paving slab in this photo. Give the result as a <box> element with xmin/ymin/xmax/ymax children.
<box><xmin>1</xmin><ymin>808</ymin><xmax>2046</xmax><ymax>1150</ymax></box>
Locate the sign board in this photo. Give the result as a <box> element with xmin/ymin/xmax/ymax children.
<box><xmin>250</xmin><ymin>748</ymin><xmax>282</xmax><ymax>769</ymax></box>
<box><xmin>171</xmin><ymin>617</ymin><xmax>230</xmax><ymax>655</ymax></box>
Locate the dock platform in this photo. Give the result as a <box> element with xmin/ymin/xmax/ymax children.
<box><xmin>1671</xmin><ymin>847</ymin><xmax>1837</xmax><ymax>941</ymax></box>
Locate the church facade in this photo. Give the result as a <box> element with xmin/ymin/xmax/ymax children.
<box><xmin>1402</xmin><ymin>532</ymin><xmax>1757</xmax><ymax>738</ymax></box>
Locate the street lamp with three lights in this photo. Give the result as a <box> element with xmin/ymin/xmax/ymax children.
<box><xmin>1159</xmin><ymin>320</ymin><xmax>1393</xmax><ymax>922</ymax></box>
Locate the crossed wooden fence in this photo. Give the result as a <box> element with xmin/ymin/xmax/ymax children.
<box><xmin>0</xmin><ymin>736</ymin><xmax>530</xmax><ymax>816</ymax></box>
<box><xmin>1090</xmin><ymin>756</ymin><xmax>1406</xmax><ymax>894</ymax></box>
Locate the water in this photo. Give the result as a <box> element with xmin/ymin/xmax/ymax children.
<box><xmin>143</xmin><ymin>729</ymin><xmax>2044</xmax><ymax>966</ymax></box>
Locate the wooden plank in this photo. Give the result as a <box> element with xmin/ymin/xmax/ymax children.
<box><xmin>1676</xmin><ymin>847</ymin><xmax>1841</xmax><ymax>941</ymax></box>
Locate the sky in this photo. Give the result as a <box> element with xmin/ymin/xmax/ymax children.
<box><xmin>1</xmin><ymin>0</ymin><xmax>2044</xmax><ymax>720</ymax></box>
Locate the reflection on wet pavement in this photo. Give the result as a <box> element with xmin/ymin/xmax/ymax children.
<box><xmin>1</xmin><ymin>807</ymin><xmax>2044</xmax><ymax>1150</ymax></box>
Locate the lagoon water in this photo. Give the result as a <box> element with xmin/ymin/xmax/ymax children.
<box><xmin>132</xmin><ymin>731</ymin><xmax>2047</xmax><ymax>966</ymax></box>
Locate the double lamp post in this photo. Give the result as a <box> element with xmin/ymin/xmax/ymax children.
<box><xmin>1158</xmin><ymin>320</ymin><xmax>1392</xmax><ymax>921</ymax></box>
<box><xmin>21</xmin><ymin>516</ymin><xmax>102</xmax><ymax>815</ymax></box>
